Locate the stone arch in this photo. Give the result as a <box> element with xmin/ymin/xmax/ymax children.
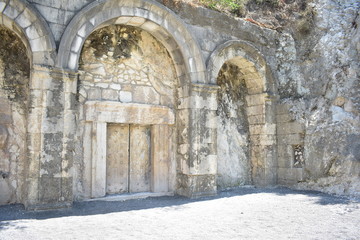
<box><xmin>57</xmin><ymin>0</ymin><xmax>206</xmax><ymax>84</ymax></box>
<box><xmin>0</xmin><ymin>0</ymin><xmax>56</xmax><ymax>66</ymax></box>
<box><xmin>208</xmin><ymin>40</ymin><xmax>278</xmax><ymax>186</ymax></box>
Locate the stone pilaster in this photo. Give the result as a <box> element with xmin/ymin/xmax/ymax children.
<box><xmin>25</xmin><ymin>65</ymin><xmax>76</xmax><ymax>210</ymax></box>
<box><xmin>176</xmin><ymin>83</ymin><xmax>219</xmax><ymax>198</ymax></box>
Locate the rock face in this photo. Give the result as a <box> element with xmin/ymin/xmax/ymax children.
<box><xmin>0</xmin><ymin>0</ymin><xmax>358</xmax><ymax>209</ymax></box>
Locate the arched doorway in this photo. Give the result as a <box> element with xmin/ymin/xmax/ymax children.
<box><xmin>0</xmin><ymin>26</ymin><xmax>30</xmax><ymax>205</ymax></box>
<box><xmin>77</xmin><ymin>24</ymin><xmax>177</xmax><ymax>198</ymax></box>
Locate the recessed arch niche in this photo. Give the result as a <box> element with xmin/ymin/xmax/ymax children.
<box><xmin>208</xmin><ymin>40</ymin><xmax>278</xmax><ymax>187</ymax></box>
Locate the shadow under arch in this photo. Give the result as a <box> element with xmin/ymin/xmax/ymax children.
<box><xmin>207</xmin><ymin>40</ymin><xmax>278</xmax><ymax>186</ymax></box>
<box><xmin>56</xmin><ymin>0</ymin><xmax>206</xmax><ymax>84</ymax></box>
<box><xmin>0</xmin><ymin>0</ymin><xmax>56</xmax><ymax>66</ymax></box>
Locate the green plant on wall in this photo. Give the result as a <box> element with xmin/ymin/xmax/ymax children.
<box><xmin>199</xmin><ymin>0</ymin><xmax>281</xmax><ymax>17</ymax></box>
<box><xmin>199</xmin><ymin>0</ymin><xmax>248</xmax><ymax>15</ymax></box>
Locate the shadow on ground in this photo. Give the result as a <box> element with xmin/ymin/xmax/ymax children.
<box><xmin>0</xmin><ymin>186</ymin><xmax>358</xmax><ymax>225</ymax></box>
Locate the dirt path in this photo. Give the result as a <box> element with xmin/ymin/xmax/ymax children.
<box><xmin>1</xmin><ymin>187</ymin><xmax>359</xmax><ymax>240</ymax></box>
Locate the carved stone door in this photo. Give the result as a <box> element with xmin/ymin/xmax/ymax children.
<box><xmin>106</xmin><ymin>124</ymin><xmax>151</xmax><ymax>195</ymax></box>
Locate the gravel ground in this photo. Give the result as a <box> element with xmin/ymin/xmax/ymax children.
<box><xmin>0</xmin><ymin>187</ymin><xmax>359</xmax><ymax>240</ymax></box>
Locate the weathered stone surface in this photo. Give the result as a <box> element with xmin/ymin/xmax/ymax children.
<box><xmin>0</xmin><ymin>0</ymin><xmax>359</xmax><ymax>208</ymax></box>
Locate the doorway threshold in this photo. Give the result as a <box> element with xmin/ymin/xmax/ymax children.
<box><xmin>85</xmin><ymin>192</ymin><xmax>174</xmax><ymax>202</ymax></box>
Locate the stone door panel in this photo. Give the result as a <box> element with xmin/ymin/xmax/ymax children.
<box><xmin>106</xmin><ymin>124</ymin><xmax>129</xmax><ymax>194</ymax></box>
<box><xmin>106</xmin><ymin>124</ymin><xmax>151</xmax><ymax>195</ymax></box>
<box><xmin>129</xmin><ymin>125</ymin><xmax>151</xmax><ymax>193</ymax></box>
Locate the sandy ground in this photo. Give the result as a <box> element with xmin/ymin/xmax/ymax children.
<box><xmin>0</xmin><ymin>187</ymin><xmax>359</xmax><ymax>240</ymax></box>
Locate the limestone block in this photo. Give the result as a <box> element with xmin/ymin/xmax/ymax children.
<box><xmin>26</xmin><ymin>24</ymin><xmax>41</xmax><ymax>40</ymax></box>
<box><xmin>39</xmin><ymin>176</ymin><xmax>61</xmax><ymax>202</ymax></box>
<box><xmin>109</xmin><ymin>84</ymin><xmax>121</xmax><ymax>91</ymax></box>
<box><xmin>3</xmin><ymin>4</ymin><xmax>21</xmax><ymax>20</ymax></box>
<box><xmin>277</xmin><ymin>154</ymin><xmax>292</xmax><ymax>168</ymax></box>
<box><xmin>29</xmin><ymin>36</ymin><xmax>49</xmax><ymax>52</ymax></box>
<box><xmin>34</xmin><ymin>4</ymin><xmax>64</xmax><ymax>24</ymax></box>
<box><xmin>0</xmin><ymin>125</ymin><xmax>8</xmax><ymax>148</ymax></box>
<box><xmin>85</xmin><ymin>101</ymin><xmax>175</xmax><ymax>125</ymax></box>
<box><xmin>68</xmin><ymin>52</ymin><xmax>77</xmax><ymax>70</ymax></box>
<box><xmin>77</xmin><ymin>22</ymin><xmax>92</xmax><ymax>38</ymax></box>
<box><xmin>133</xmin><ymin>86</ymin><xmax>160</xmax><ymax>105</ymax></box>
<box><xmin>277</xmin><ymin>122</ymin><xmax>305</xmax><ymax>135</ymax></box>
<box><xmin>277</xmin><ymin>133</ymin><xmax>302</xmax><ymax>145</ymax></box>
<box><xmin>250</xmin><ymin>134</ymin><xmax>276</xmax><ymax>146</ymax></box>
<box><xmin>119</xmin><ymin>91</ymin><xmax>132</xmax><ymax>103</ymax></box>
<box><xmin>29</xmin><ymin>89</ymin><xmax>45</xmax><ymax>108</ymax></box>
<box><xmin>87</xmin><ymin>88</ymin><xmax>101</xmax><ymax>100</ymax></box>
<box><xmin>95</xmin><ymin>83</ymin><xmax>108</xmax><ymax>89</ymax></box>
<box><xmin>276</xmin><ymin>113</ymin><xmax>293</xmax><ymax>123</ymax></box>
<box><xmin>0</xmin><ymin>2</ymin><xmax>6</xmax><ymax>13</ymax></box>
<box><xmin>0</xmin><ymin>99</ymin><xmax>11</xmax><ymax>114</ymax></box>
<box><xmin>141</xmin><ymin>20</ymin><xmax>160</xmax><ymax>33</ymax></box>
<box><xmin>276</xmin><ymin>104</ymin><xmax>291</xmax><ymax>115</ymax></box>
<box><xmin>127</xmin><ymin>16</ymin><xmax>146</xmax><ymax>27</ymax></box>
<box><xmin>91</xmin><ymin>122</ymin><xmax>107</xmax><ymax>198</ymax></box>
<box><xmin>27</xmin><ymin>108</ymin><xmax>43</xmax><ymax>133</ymax></box>
<box><xmin>63</xmin><ymin>111</ymin><xmax>76</xmax><ymax>134</ymax></box>
<box><xmin>176</xmin><ymin>173</ymin><xmax>216</xmax><ymax>198</ymax></box>
<box><xmin>249</xmin><ymin>124</ymin><xmax>276</xmax><ymax>135</ymax></box>
<box><xmin>248</xmin><ymin>114</ymin><xmax>266</xmax><ymax>125</ymax></box>
<box><xmin>278</xmin><ymin>168</ymin><xmax>304</xmax><ymax>185</ymax></box>
<box><xmin>245</xmin><ymin>93</ymin><xmax>267</xmax><ymax>106</ymax></box>
<box><xmin>247</xmin><ymin>105</ymin><xmax>265</xmax><ymax>116</ymax></box>
<box><xmin>71</xmin><ymin>35</ymin><xmax>83</xmax><ymax>53</ymax></box>
<box><xmin>0</xmin><ymin>113</ymin><xmax>11</xmax><ymax>125</ymax></box>
<box><xmin>102</xmin><ymin>89</ymin><xmax>119</xmax><ymax>101</ymax></box>
<box><xmin>15</xmin><ymin>8</ymin><xmax>34</xmax><ymax>28</ymax></box>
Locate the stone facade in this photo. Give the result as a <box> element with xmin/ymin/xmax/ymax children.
<box><xmin>0</xmin><ymin>0</ymin><xmax>359</xmax><ymax>209</ymax></box>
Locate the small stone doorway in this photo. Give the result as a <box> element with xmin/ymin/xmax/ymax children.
<box><xmin>106</xmin><ymin>124</ymin><xmax>151</xmax><ymax>194</ymax></box>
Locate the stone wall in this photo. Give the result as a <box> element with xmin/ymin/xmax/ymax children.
<box><xmin>0</xmin><ymin>0</ymin><xmax>359</xmax><ymax>208</ymax></box>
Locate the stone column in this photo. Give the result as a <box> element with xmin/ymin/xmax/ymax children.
<box><xmin>177</xmin><ymin>83</ymin><xmax>219</xmax><ymax>198</ymax></box>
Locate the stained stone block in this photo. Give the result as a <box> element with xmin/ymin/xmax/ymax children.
<box><xmin>102</xmin><ymin>89</ymin><xmax>119</xmax><ymax>101</ymax></box>
<box><xmin>39</xmin><ymin>176</ymin><xmax>61</xmax><ymax>203</ymax></box>
<box><xmin>177</xmin><ymin>173</ymin><xmax>216</xmax><ymax>198</ymax></box>
<box><xmin>0</xmin><ymin>125</ymin><xmax>8</xmax><ymax>148</ymax></box>
<box><xmin>119</xmin><ymin>91</ymin><xmax>132</xmax><ymax>103</ymax></box>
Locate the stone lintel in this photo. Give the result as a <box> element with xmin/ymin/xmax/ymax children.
<box><xmin>85</xmin><ymin>101</ymin><xmax>175</xmax><ymax>125</ymax></box>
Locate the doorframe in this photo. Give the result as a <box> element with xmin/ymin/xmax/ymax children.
<box><xmin>84</xmin><ymin>101</ymin><xmax>175</xmax><ymax>198</ymax></box>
